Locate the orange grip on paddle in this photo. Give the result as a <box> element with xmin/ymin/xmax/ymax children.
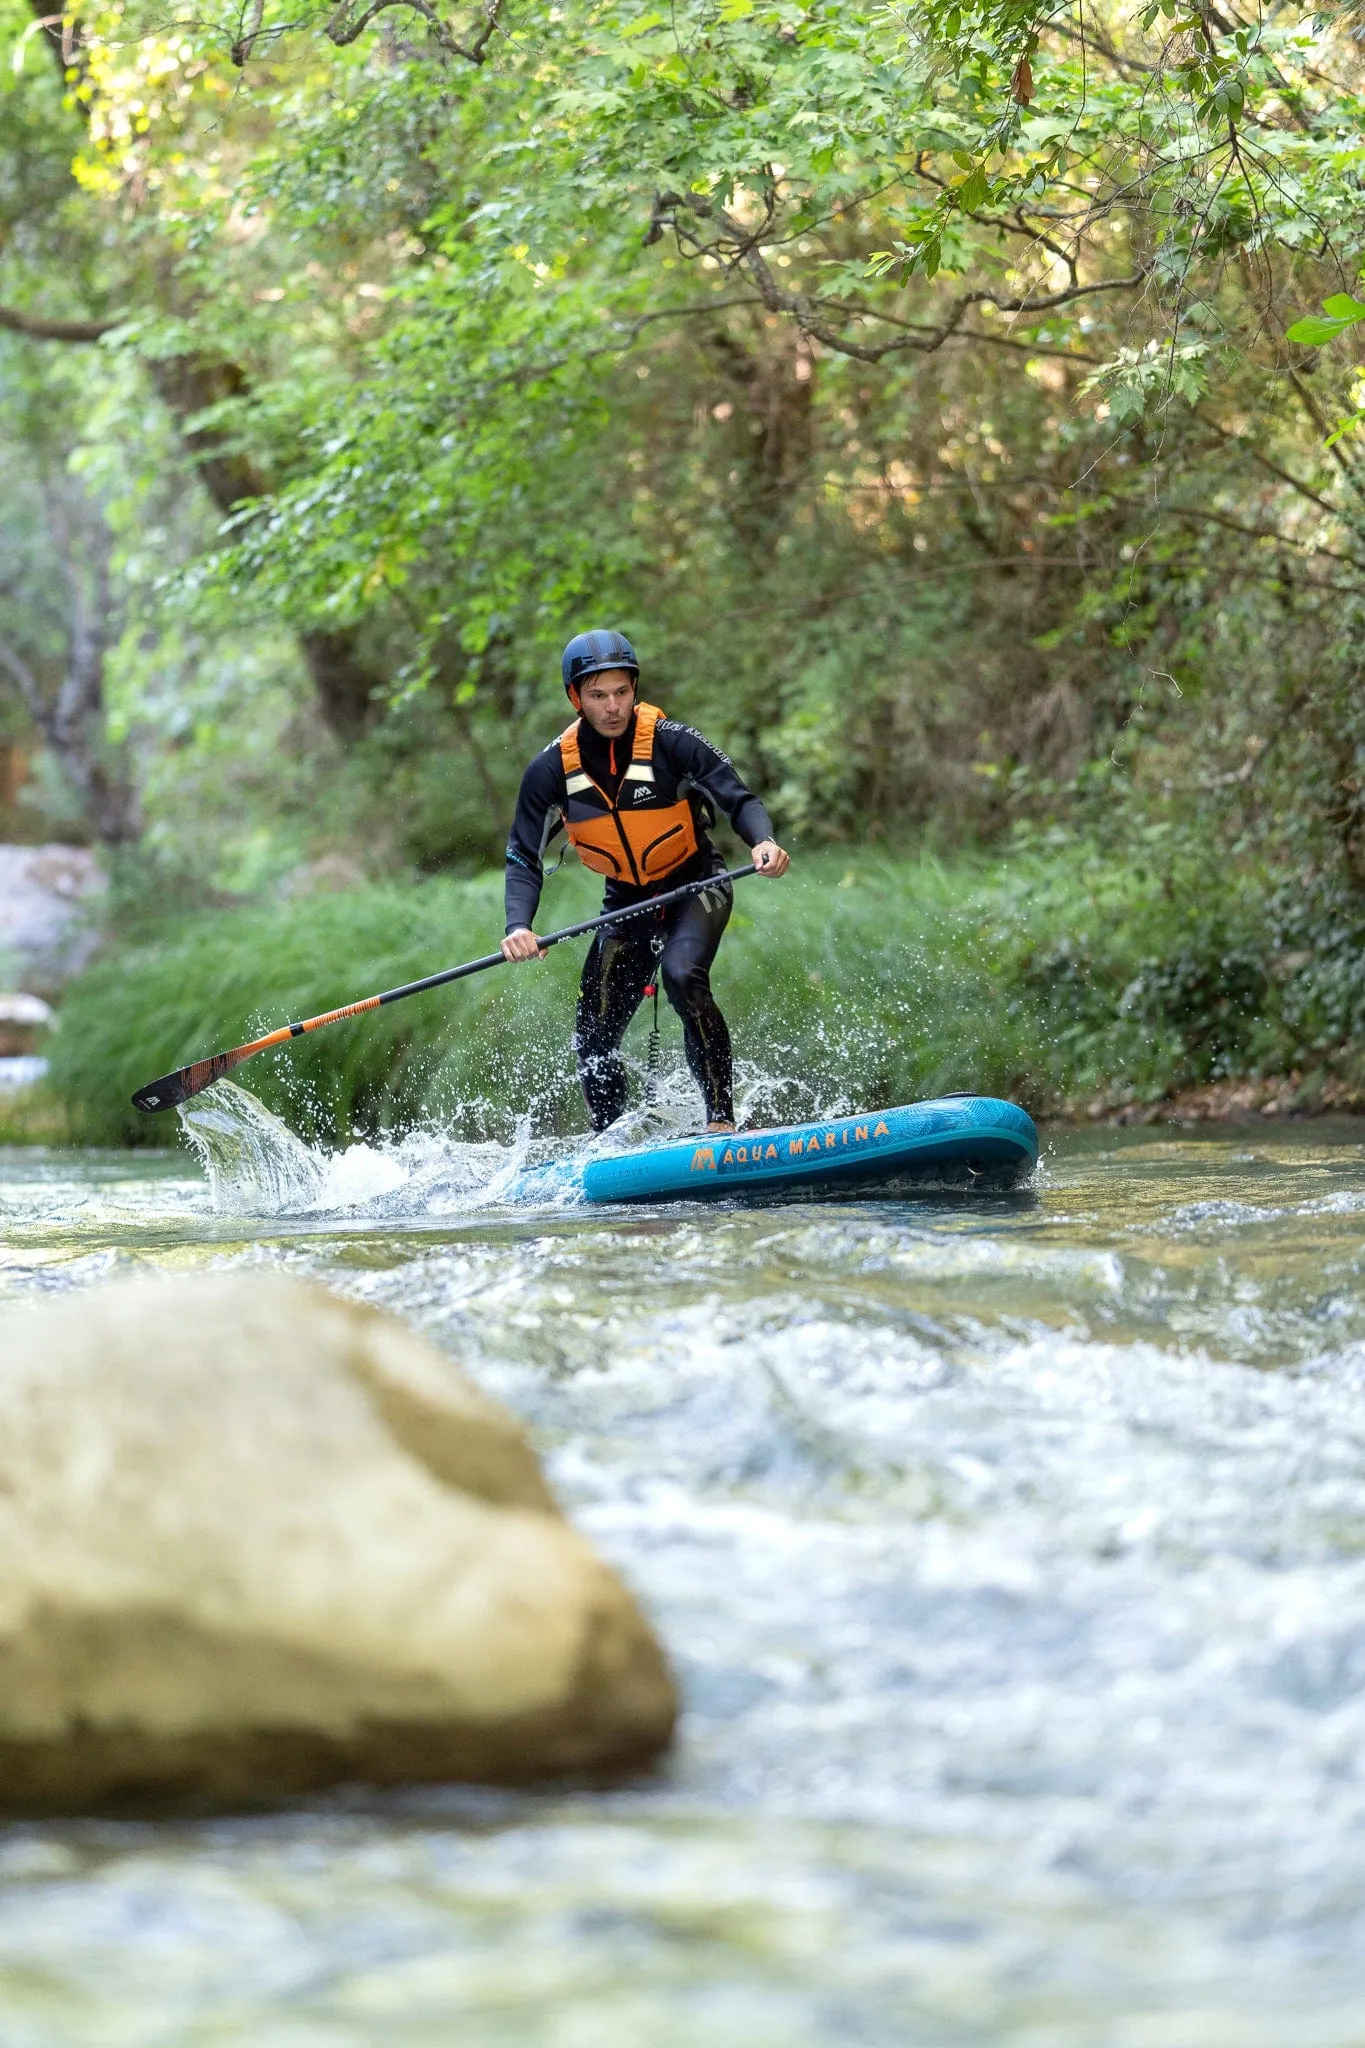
<box><xmin>301</xmin><ymin>995</ymin><xmax>382</xmax><ymax>1033</ymax></box>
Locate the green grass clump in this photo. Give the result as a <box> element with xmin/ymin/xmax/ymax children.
<box><xmin>46</xmin><ymin>845</ymin><xmax>1312</xmax><ymax>1146</ymax></box>
<box><xmin>0</xmin><ymin>1088</ymin><xmax>76</xmax><ymax>1146</ymax></box>
<box><xmin>48</xmin><ymin>871</ymin><xmax>597</xmax><ymax>1146</ymax></box>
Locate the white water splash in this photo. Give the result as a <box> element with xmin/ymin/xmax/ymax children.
<box><xmin>173</xmin><ymin>1047</ymin><xmax>889</xmax><ymax>1223</ymax></box>
<box><xmin>178</xmin><ymin>1083</ymin><xmax>325</xmax><ymax>1213</ymax></box>
<box><xmin>176</xmin><ymin>1081</ymin><xmax>554</xmax><ymax>1218</ymax></box>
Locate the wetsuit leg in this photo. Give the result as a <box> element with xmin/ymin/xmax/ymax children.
<box><xmin>574</xmin><ymin>929</ymin><xmax>653</xmax><ymax>1131</ymax></box>
<box><xmin>660</xmin><ymin>876</ymin><xmax>735</xmax><ymax>1126</ymax></box>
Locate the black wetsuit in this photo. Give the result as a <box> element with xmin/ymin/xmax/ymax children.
<box><xmin>505</xmin><ymin>711</ymin><xmax>773</xmax><ymax>1129</ymax></box>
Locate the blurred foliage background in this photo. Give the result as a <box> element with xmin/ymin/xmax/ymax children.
<box><xmin>2</xmin><ymin>0</ymin><xmax>1365</xmax><ymax>1132</ymax></box>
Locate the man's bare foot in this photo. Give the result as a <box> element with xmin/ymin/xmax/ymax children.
<box><xmin>705</xmin><ymin>1120</ymin><xmax>736</xmax><ymax>1133</ymax></box>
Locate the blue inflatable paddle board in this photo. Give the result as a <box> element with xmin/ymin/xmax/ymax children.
<box><xmin>580</xmin><ymin>1095</ymin><xmax>1037</xmax><ymax>1205</ymax></box>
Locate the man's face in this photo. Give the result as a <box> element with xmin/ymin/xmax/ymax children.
<box><xmin>576</xmin><ymin>669</ymin><xmax>636</xmax><ymax>738</ymax></box>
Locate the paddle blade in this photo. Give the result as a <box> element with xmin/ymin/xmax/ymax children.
<box><xmin>132</xmin><ymin>1048</ymin><xmax>251</xmax><ymax>1113</ymax></box>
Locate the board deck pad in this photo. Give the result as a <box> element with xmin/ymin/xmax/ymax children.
<box><xmin>580</xmin><ymin>1096</ymin><xmax>1038</xmax><ymax>1204</ymax></box>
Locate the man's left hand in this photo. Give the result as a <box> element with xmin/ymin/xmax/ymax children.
<box><xmin>751</xmin><ymin>840</ymin><xmax>790</xmax><ymax>878</ymax></box>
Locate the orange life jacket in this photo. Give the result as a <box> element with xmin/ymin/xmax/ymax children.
<box><xmin>558</xmin><ymin>702</ymin><xmax>701</xmax><ymax>885</ymax></box>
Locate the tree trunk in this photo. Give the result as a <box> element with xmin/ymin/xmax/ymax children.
<box><xmin>147</xmin><ymin>356</ymin><xmax>271</xmax><ymax>512</ymax></box>
<box><xmin>298</xmin><ymin>630</ymin><xmax>386</xmax><ymax>739</ymax></box>
<box><xmin>26</xmin><ymin>3</ymin><xmax>386</xmax><ymax>746</ymax></box>
<box><xmin>0</xmin><ymin>484</ymin><xmax>141</xmax><ymax>846</ymax></box>
<box><xmin>147</xmin><ymin>359</ymin><xmax>387</xmax><ymax>740</ymax></box>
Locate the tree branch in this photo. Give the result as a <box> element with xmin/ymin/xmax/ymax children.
<box><xmin>646</xmin><ymin>191</ymin><xmax>1148</xmax><ymax>364</ymax></box>
<box><xmin>0</xmin><ymin>634</ymin><xmax>43</xmax><ymax>718</ymax></box>
<box><xmin>818</xmin><ymin>299</ymin><xmax>1104</xmax><ymax>362</ymax></box>
<box><xmin>1119</xmin><ymin>500</ymin><xmax>1365</xmax><ymax>573</ymax></box>
<box><xmin>1195</xmin><ymin>410</ymin><xmax>1345</xmax><ymax>523</ymax></box>
<box><xmin>230</xmin><ymin>0</ymin><xmax>266</xmax><ymax>65</ymax></box>
<box><xmin>0</xmin><ymin>303</ymin><xmax>123</xmax><ymax>344</ymax></box>
<box><xmin>23</xmin><ymin>0</ymin><xmax>84</xmax><ymax>90</ymax></box>
<box><xmin>1287</xmin><ymin>367</ymin><xmax>1364</xmax><ymax>491</ymax></box>
<box><xmin>324</xmin><ymin>0</ymin><xmax>502</xmax><ymax>59</ymax></box>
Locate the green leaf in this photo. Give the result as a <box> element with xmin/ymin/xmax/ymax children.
<box><xmin>1286</xmin><ymin>300</ymin><xmax>1365</xmax><ymax>346</ymax></box>
<box><xmin>1285</xmin><ymin>315</ymin><xmax>1341</xmax><ymax>346</ymax></box>
<box><xmin>1324</xmin><ymin>409</ymin><xmax>1365</xmax><ymax>451</ymax></box>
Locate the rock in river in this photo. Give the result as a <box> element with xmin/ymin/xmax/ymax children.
<box><xmin>0</xmin><ymin>843</ymin><xmax>106</xmax><ymax>993</ymax></box>
<box><xmin>0</xmin><ymin>1273</ymin><xmax>676</xmax><ymax>1811</ymax></box>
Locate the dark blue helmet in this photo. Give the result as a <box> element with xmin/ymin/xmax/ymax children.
<box><xmin>561</xmin><ymin>629</ymin><xmax>639</xmax><ymax>697</ymax></box>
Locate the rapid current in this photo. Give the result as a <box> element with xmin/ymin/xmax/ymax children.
<box><xmin>2</xmin><ymin>1078</ymin><xmax>1365</xmax><ymax>2044</ymax></box>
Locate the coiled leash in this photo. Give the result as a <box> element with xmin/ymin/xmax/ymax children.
<box><xmin>643</xmin><ymin>919</ymin><xmax>666</xmax><ymax>1109</ymax></box>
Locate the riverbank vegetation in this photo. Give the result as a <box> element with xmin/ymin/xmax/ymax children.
<box><xmin>2</xmin><ymin>1</ymin><xmax>1364</xmax><ymax>1136</ymax></box>
<box><xmin>34</xmin><ymin>840</ymin><xmax>1365</xmax><ymax>1144</ymax></box>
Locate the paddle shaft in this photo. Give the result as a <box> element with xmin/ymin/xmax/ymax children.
<box><xmin>132</xmin><ymin>862</ymin><xmax>759</xmax><ymax>1113</ymax></box>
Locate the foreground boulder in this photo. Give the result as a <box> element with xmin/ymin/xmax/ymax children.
<box><xmin>0</xmin><ymin>1273</ymin><xmax>675</xmax><ymax>1811</ymax></box>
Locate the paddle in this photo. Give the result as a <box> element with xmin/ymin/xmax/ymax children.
<box><xmin>131</xmin><ymin>862</ymin><xmax>759</xmax><ymax>1113</ymax></box>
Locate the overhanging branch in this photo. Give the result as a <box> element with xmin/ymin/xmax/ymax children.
<box><xmin>0</xmin><ymin>303</ymin><xmax>123</xmax><ymax>344</ymax></box>
<box><xmin>324</xmin><ymin>0</ymin><xmax>502</xmax><ymax>59</ymax></box>
<box><xmin>645</xmin><ymin>191</ymin><xmax>1148</xmax><ymax>364</ymax></box>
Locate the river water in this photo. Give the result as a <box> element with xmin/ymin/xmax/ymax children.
<box><xmin>2</xmin><ymin>1091</ymin><xmax>1365</xmax><ymax>2045</ymax></box>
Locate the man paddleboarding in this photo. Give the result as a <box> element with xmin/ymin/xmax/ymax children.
<box><xmin>501</xmin><ymin>630</ymin><xmax>789</xmax><ymax>1133</ymax></box>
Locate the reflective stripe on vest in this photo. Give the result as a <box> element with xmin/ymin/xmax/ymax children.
<box><xmin>557</xmin><ymin>702</ymin><xmax>701</xmax><ymax>885</ymax></box>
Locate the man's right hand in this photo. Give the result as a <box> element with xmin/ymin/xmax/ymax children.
<box><xmin>501</xmin><ymin>928</ymin><xmax>547</xmax><ymax>963</ymax></box>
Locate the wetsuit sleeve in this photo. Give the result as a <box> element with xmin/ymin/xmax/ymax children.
<box><xmin>504</xmin><ymin>750</ymin><xmax>564</xmax><ymax>933</ymax></box>
<box><xmin>659</xmin><ymin>722</ymin><xmax>774</xmax><ymax>847</ymax></box>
